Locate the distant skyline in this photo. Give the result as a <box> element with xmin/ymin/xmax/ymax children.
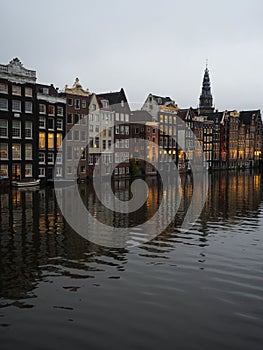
<box><xmin>1</xmin><ymin>0</ymin><xmax>263</xmax><ymax>111</ymax></box>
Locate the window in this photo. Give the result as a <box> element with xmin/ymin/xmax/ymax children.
<box><xmin>82</xmin><ymin>100</ymin><xmax>86</xmax><ymax>108</ymax></box>
<box><xmin>12</xmin><ymin>120</ymin><xmax>21</xmax><ymax>138</ymax></box>
<box><xmin>57</xmin><ymin>106</ymin><xmax>63</xmax><ymax>116</ymax></box>
<box><xmin>0</xmin><ymin>119</ymin><xmax>8</xmax><ymax>137</ymax></box>
<box><xmin>89</xmin><ymin>155</ymin><xmax>93</xmax><ymax>164</ymax></box>
<box><xmin>0</xmin><ymin>83</ymin><xmax>8</xmax><ymax>94</ymax></box>
<box><xmin>25</xmin><ymin>87</ymin><xmax>32</xmax><ymax>97</ymax></box>
<box><xmin>25</xmin><ymin>121</ymin><xmax>32</xmax><ymax>138</ymax></box>
<box><xmin>25</xmin><ymin>144</ymin><xmax>32</xmax><ymax>160</ymax></box>
<box><xmin>95</xmin><ymin>137</ymin><xmax>99</xmax><ymax>148</ymax></box>
<box><xmin>39</xmin><ymin>116</ymin><xmax>46</xmax><ymax>129</ymax></box>
<box><xmin>0</xmin><ymin>164</ymin><xmax>8</xmax><ymax>177</ymax></box>
<box><xmin>152</xmin><ymin>128</ymin><xmax>156</xmax><ymax>134</ymax></box>
<box><xmin>102</xmin><ymin>100</ymin><xmax>108</xmax><ymax>108</ymax></box>
<box><xmin>67</xmin><ymin>113</ymin><xmax>73</xmax><ymax>124</ymax></box>
<box><xmin>121</xmin><ymin>100</ymin><xmax>124</xmax><ymax>107</ymax></box>
<box><xmin>75</xmin><ymin>114</ymin><xmax>80</xmax><ymax>124</ymax></box>
<box><xmin>39</xmin><ymin>167</ymin><xmax>45</xmax><ymax>177</ymax></box>
<box><xmin>103</xmin><ymin>140</ymin><xmax>106</xmax><ymax>150</ymax></box>
<box><xmin>115</xmin><ymin>126</ymin><xmax>119</xmax><ymax>134</ymax></box>
<box><xmin>12</xmin><ymin>144</ymin><xmax>21</xmax><ymax>159</ymax></box>
<box><xmin>125</xmin><ymin>126</ymin><xmax>129</xmax><ymax>135</ymax></box>
<box><xmin>75</xmin><ymin>99</ymin><xmax>80</xmax><ymax>109</ymax></box>
<box><xmin>39</xmin><ymin>104</ymin><xmax>46</xmax><ymax>114</ymax></box>
<box><xmin>74</xmin><ymin>130</ymin><xmax>79</xmax><ymax>141</ymax></box>
<box><xmin>56</xmin><ymin>152</ymin><xmax>62</xmax><ymax>164</ymax></box>
<box><xmin>25</xmin><ymin>164</ymin><xmax>32</xmax><ymax>177</ymax></box>
<box><xmin>0</xmin><ymin>143</ymin><xmax>8</xmax><ymax>159</ymax></box>
<box><xmin>48</xmin><ymin>133</ymin><xmax>54</xmax><ymax>149</ymax></box>
<box><xmin>125</xmin><ymin>114</ymin><xmax>129</xmax><ymax>122</ymax></box>
<box><xmin>68</xmin><ymin>98</ymin><xmax>73</xmax><ymax>106</ymax></box>
<box><xmin>57</xmin><ymin>133</ymin><xmax>62</xmax><ymax>148</ymax></box>
<box><xmin>12</xmin><ymin>85</ymin><xmax>21</xmax><ymax>95</ymax></box>
<box><xmin>42</xmin><ymin>87</ymin><xmax>49</xmax><ymax>94</ymax></box>
<box><xmin>39</xmin><ymin>152</ymin><xmax>45</xmax><ymax>163</ymax></box>
<box><xmin>67</xmin><ymin>166</ymin><xmax>72</xmax><ymax>174</ymax></box>
<box><xmin>95</xmin><ymin>125</ymin><xmax>99</xmax><ymax>133</ymax></box>
<box><xmin>25</xmin><ymin>101</ymin><xmax>32</xmax><ymax>113</ymax></box>
<box><xmin>80</xmin><ymin>165</ymin><xmax>86</xmax><ymax>173</ymax></box>
<box><xmin>92</xmin><ymin>104</ymin><xmax>96</xmax><ymax>111</ymax></box>
<box><xmin>89</xmin><ymin>114</ymin><xmax>93</xmax><ymax>121</ymax></box>
<box><xmin>48</xmin><ymin>105</ymin><xmax>55</xmax><ymax>115</ymax></box>
<box><xmin>12</xmin><ymin>100</ymin><xmax>21</xmax><ymax>112</ymax></box>
<box><xmin>56</xmin><ymin>167</ymin><xmax>62</xmax><ymax>177</ymax></box>
<box><xmin>67</xmin><ymin>146</ymin><xmax>72</xmax><ymax>160</ymax></box>
<box><xmin>0</xmin><ymin>98</ymin><xmax>8</xmax><ymax>111</ymax></box>
<box><xmin>95</xmin><ymin>114</ymin><xmax>99</xmax><ymax>122</ymax></box>
<box><xmin>108</xmin><ymin>140</ymin><xmax>111</xmax><ymax>148</ymax></box>
<box><xmin>89</xmin><ymin>138</ymin><xmax>94</xmax><ymax>148</ymax></box>
<box><xmin>48</xmin><ymin>153</ymin><xmax>54</xmax><ymax>164</ymax></box>
<box><xmin>48</xmin><ymin>118</ymin><xmax>54</xmax><ymax>130</ymax></box>
<box><xmin>81</xmin><ymin>131</ymin><xmax>86</xmax><ymax>141</ymax></box>
<box><xmin>39</xmin><ymin>132</ymin><xmax>45</xmax><ymax>149</ymax></box>
<box><xmin>57</xmin><ymin>119</ymin><xmax>63</xmax><ymax>130</ymax></box>
<box><xmin>89</xmin><ymin>124</ymin><xmax>93</xmax><ymax>132</ymax></box>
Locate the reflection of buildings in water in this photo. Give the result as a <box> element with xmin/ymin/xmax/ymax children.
<box><xmin>0</xmin><ymin>187</ymin><xmax>127</xmax><ymax>302</ymax></box>
<box><xmin>204</xmin><ymin>171</ymin><xmax>262</xmax><ymax>222</ymax></box>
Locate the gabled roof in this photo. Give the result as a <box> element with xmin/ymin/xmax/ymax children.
<box><xmin>151</xmin><ymin>94</ymin><xmax>173</xmax><ymax>105</ymax></box>
<box><xmin>96</xmin><ymin>88</ymin><xmax>130</xmax><ymax>112</ymax></box>
<box><xmin>130</xmin><ymin>110</ymin><xmax>153</xmax><ymax>123</ymax></box>
<box><xmin>239</xmin><ymin>110</ymin><xmax>261</xmax><ymax>125</ymax></box>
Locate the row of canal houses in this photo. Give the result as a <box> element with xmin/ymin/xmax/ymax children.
<box><xmin>0</xmin><ymin>58</ymin><xmax>262</xmax><ymax>184</ymax></box>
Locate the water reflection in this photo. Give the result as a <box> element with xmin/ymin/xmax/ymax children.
<box><xmin>0</xmin><ymin>171</ymin><xmax>262</xmax><ymax>303</ymax></box>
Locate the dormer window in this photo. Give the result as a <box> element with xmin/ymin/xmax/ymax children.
<box><xmin>42</xmin><ymin>87</ymin><xmax>49</xmax><ymax>94</ymax></box>
<box><xmin>102</xmin><ymin>100</ymin><xmax>109</xmax><ymax>108</ymax></box>
<box><xmin>92</xmin><ymin>104</ymin><xmax>96</xmax><ymax>111</ymax></box>
<box><xmin>121</xmin><ymin>100</ymin><xmax>124</xmax><ymax>107</ymax></box>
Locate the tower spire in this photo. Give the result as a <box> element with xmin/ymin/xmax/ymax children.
<box><xmin>199</xmin><ymin>63</ymin><xmax>213</xmax><ymax>112</ymax></box>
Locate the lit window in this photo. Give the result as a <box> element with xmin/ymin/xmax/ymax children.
<box><xmin>12</xmin><ymin>100</ymin><xmax>21</xmax><ymax>112</ymax></box>
<box><xmin>48</xmin><ymin>133</ymin><xmax>54</xmax><ymax>149</ymax></box>
<box><xmin>12</xmin><ymin>85</ymin><xmax>21</xmax><ymax>95</ymax></box>
<box><xmin>25</xmin><ymin>121</ymin><xmax>32</xmax><ymax>138</ymax></box>
<box><xmin>12</xmin><ymin>144</ymin><xmax>21</xmax><ymax>160</ymax></box>
<box><xmin>0</xmin><ymin>119</ymin><xmax>8</xmax><ymax>137</ymax></box>
<box><xmin>12</xmin><ymin>120</ymin><xmax>21</xmax><ymax>138</ymax></box>
<box><xmin>25</xmin><ymin>164</ymin><xmax>32</xmax><ymax>177</ymax></box>
<box><xmin>25</xmin><ymin>144</ymin><xmax>32</xmax><ymax>160</ymax></box>
<box><xmin>25</xmin><ymin>87</ymin><xmax>32</xmax><ymax>97</ymax></box>
<box><xmin>25</xmin><ymin>101</ymin><xmax>32</xmax><ymax>113</ymax></box>
<box><xmin>0</xmin><ymin>98</ymin><xmax>8</xmax><ymax>111</ymax></box>
<box><xmin>0</xmin><ymin>143</ymin><xmax>8</xmax><ymax>159</ymax></box>
<box><xmin>56</xmin><ymin>133</ymin><xmax>62</xmax><ymax>148</ymax></box>
<box><xmin>39</xmin><ymin>132</ymin><xmax>45</xmax><ymax>149</ymax></box>
<box><xmin>0</xmin><ymin>164</ymin><xmax>8</xmax><ymax>177</ymax></box>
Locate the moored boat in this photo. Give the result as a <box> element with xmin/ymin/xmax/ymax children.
<box><xmin>12</xmin><ymin>179</ymin><xmax>41</xmax><ymax>188</ymax></box>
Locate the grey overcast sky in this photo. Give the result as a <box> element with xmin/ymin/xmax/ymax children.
<box><xmin>1</xmin><ymin>0</ymin><xmax>263</xmax><ymax>111</ymax></box>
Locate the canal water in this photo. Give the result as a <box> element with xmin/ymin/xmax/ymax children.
<box><xmin>0</xmin><ymin>172</ymin><xmax>263</xmax><ymax>350</ymax></box>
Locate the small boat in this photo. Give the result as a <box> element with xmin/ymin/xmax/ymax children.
<box><xmin>12</xmin><ymin>179</ymin><xmax>41</xmax><ymax>188</ymax></box>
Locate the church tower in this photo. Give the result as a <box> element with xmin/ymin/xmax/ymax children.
<box><xmin>199</xmin><ymin>63</ymin><xmax>214</xmax><ymax>113</ymax></box>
